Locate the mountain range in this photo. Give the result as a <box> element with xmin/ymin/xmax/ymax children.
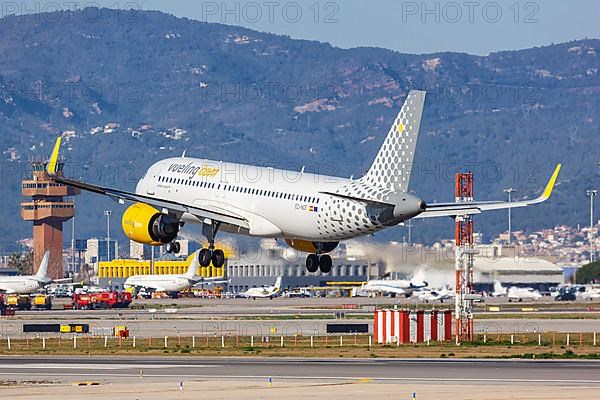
<box><xmin>0</xmin><ymin>8</ymin><xmax>598</xmax><ymax>252</ymax></box>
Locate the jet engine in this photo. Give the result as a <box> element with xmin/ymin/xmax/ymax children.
<box><xmin>285</xmin><ymin>239</ymin><xmax>338</xmax><ymax>254</ymax></box>
<box><xmin>121</xmin><ymin>202</ymin><xmax>179</xmax><ymax>245</ymax></box>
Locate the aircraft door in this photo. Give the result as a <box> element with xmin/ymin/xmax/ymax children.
<box><xmin>146</xmin><ymin>165</ymin><xmax>163</xmax><ymax>195</ymax></box>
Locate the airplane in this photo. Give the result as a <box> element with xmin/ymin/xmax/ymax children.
<box><xmin>0</xmin><ymin>251</ymin><xmax>52</xmax><ymax>294</ymax></box>
<box><xmin>580</xmin><ymin>285</ymin><xmax>600</xmax><ymax>300</ymax></box>
<box><xmin>506</xmin><ymin>286</ymin><xmax>542</xmax><ymax>302</ymax></box>
<box><xmin>416</xmin><ymin>287</ymin><xmax>455</xmax><ymax>303</ymax></box>
<box><xmin>124</xmin><ymin>251</ymin><xmax>222</xmax><ymax>294</ymax></box>
<box><xmin>355</xmin><ymin>270</ymin><xmax>428</xmax><ymax>297</ymax></box>
<box><xmin>242</xmin><ymin>277</ymin><xmax>282</xmax><ymax>299</ymax></box>
<box><xmin>490</xmin><ymin>281</ymin><xmax>508</xmax><ymax>297</ymax></box>
<box><xmin>46</xmin><ymin>90</ymin><xmax>562</xmax><ymax>274</ymax></box>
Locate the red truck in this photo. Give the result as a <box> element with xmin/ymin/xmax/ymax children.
<box><xmin>72</xmin><ymin>292</ymin><xmax>132</xmax><ymax>310</ymax></box>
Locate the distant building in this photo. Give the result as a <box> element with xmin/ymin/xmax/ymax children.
<box><xmin>474</xmin><ymin>257</ymin><xmax>564</xmax><ymax>291</ymax></box>
<box><xmin>129</xmin><ymin>241</ymin><xmax>144</xmax><ymax>260</ymax></box>
<box><xmin>85</xmin><ymin>238</ymin><xmax>118</xmax><ymax>266</ymax></box>
<box><xmin>226</xmin><ymin>251</ymin><xmax>369</xmax><ymax>293</ymax></box>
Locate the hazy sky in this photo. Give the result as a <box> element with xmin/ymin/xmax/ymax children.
<box><xmin>9</xmin><ymin>0</ymin><xmax>600</xmax><ymax>54</ymax></box>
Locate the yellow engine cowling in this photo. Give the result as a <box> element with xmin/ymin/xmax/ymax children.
<box><xmin>122</xmin><ymin>202</ymin><xmax>179</xmax><ymax>245</ymax></box>
<box><xmin>285</xmin><ymin>239</ymin><xmax>338</xmax><ymax>254</ymax></box>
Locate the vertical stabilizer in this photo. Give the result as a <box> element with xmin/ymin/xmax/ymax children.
<box><xmin>360</xmin><ymin>90</ymin><xmax>426</xmax><ymax>191</ymax></box>
<box><xmin>35</xmin><ymin>251</ymin><xmax>50</xmax><ymax>280</ymax></box>
<box><xmin>185</xmin><ymin>252</ymin><xmax>199</xmax><ymax>278</ymax></box>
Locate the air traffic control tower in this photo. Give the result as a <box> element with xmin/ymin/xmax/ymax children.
<box><xmin>21</xmin><ymin>157</ymin><xmax>80</xmax><ymax>279</ymax></box>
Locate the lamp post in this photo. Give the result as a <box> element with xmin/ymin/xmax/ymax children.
<box><xmin>104</xmin><ymin>210</ymin><xmax>112</xmax><ymax>262</ymax></box>
<box><xmin>586</xmin><ymin>190</ymin><xmax>598</xmax><ymax>264</ymax></box>
<box><xmin>503</xmin><ymin>188</ymin><xmax>516</xmax><ymax>244</ymax></box>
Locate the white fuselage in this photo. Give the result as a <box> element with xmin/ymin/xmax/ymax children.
<box><xmin>507</xmin><ymin>287</ymin><xmax>541</xmax><ymax>301</ymax></box>
<box><xmin>124</xmin><ymin>274</ymin><xmax>192</xmax><ymax>292</ymax></box>
<box><xmin>243</xmin><ymin>286</ymin><xmax>280</xmax><ymax>298</ymax></box>
<box><xmin>136</xmin><ymin>158</ymin><xmax>422</xmax><ymax>242</ymax></box>
<box><xmin>0</xmin><ymin>277</ymin><xmax>42</xmax><ymax>294</ymax></box>
<box><xmin>362</xmin><ymin>280</ymin><xmax>421</xmax><ymax>296</ymax></box>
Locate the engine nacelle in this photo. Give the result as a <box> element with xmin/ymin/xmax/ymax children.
<box><xmin>122</xmin><ymin>202</ymin><xmax>179</xmax><ymax>245</ymax></box>
<box><xmin>285</xmin><ymin>239</ymin><xmax>338</xmax><ymax>254</ymax></box>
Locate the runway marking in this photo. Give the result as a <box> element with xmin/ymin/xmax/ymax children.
<box><xmin>0</xmin><ymin>372</ymin><xmax>599</xmax><ymax>385</ymax></box>
<box><xmin>0</xmin><ymin>364</ymin><xmax>218</xmax><ymax>370</ymax></box>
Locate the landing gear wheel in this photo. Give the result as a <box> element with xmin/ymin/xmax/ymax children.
<box><xmin>319</xmin><ymin>254</ymin><xmax>332</xmax><ymax>273</ymax></box>
<box><xmin>166</xmin><ymin>241</ymin><xmax>181</xmax><ymax>254</ymax></box>
<box><xmin>212</xmin><ymin>249</ymin><xmax>225</xmax><ymax>268</ymax></box>
<box><xmin>199</xmin><ymin>248</ymin><xmax>212</xmax><ymax>267</ymax></box>
<box><xmin>306</xmin><ymin>254</ymin><xmax>319</xmax><ymax>273</ymax></box>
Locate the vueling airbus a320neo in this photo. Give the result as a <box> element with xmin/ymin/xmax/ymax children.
<box><xmin>47</xmin><ymin>91</ymin><xmax>561</xmax><ymax>273</ymax></box>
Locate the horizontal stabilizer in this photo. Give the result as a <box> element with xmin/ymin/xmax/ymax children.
<box><xmin>417</xmin><ymin>164</ymin><xmax>561</xmax><ymax>218</ymax></box>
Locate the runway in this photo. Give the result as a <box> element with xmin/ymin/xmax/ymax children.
<box><xmin>1</xmin><ymin>356</ymin><xmax>600</xmax><ymax>385</ymax></box>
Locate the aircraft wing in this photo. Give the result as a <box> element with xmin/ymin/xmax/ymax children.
<box><xmin>126</xmin><ymin>282</ymin><xmax>168</xmax><ymax>292</ymax></box>
<box><xmin>192</xmin><ymin>277</ymin><xmax>230</xmax><ymax>286</ymax></box>
<box><xmin>416</xmin><ymin>164</ymin><xmax>561</xmax><ymax>219</ymax></box>
<box><xmin>47</xmin><ymin>137</ymin><xmax>249</xmax><ymax>230</ymax></box>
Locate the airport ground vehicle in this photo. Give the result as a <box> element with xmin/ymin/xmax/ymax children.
<box><xmin>5</xmin><ymin>295</ymin><xmax>32</xmax><ymax>310</ymax></box>
<box><xmin>32</xmin><ymin>294</ymin><xmax>52</xmax><ymax>310</ymax></box>
<box><xmin>0</xmin><ymin>294</ymin><xmax>14</xmax><ymax>315</ymax></box>
<box><xmin>71</xmin><ymin>291</ymin><xmax>132</xmax><ymax>310</ymax></box>
<box><xmin>555</xmin><ymin>287</ymin><xmax>577</xmax><ymax>301</ymax></box>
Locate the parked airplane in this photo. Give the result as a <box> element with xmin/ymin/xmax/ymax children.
<box><xmin>242</xmin><ymin>277</ymin><xmax>282</xmax><ymax>299</ymax></box>
<box><xmin>507</xmin><ymin>286</ymin><xmax>542</xmax><ymax>302</ymax></box>
<box><xmin>580</xmin><ymin>285</ymin><xmax>600</xmax><ymax>300</ymax></box>
<box><xmin>124</xmin><ymin>252</ymin><xmax>220</xmax><ymax>293</ymax></box>
<box><xmin>416</xmin><ymin>287</ymin><xmax>454</xmax><ymax>303</ymax></box>
<box><xmin>355</xmin><ymin>270</ymin><xmax>428</xmax><ymax>297</ymax></box>
<box><xmin>47</xmin><ymin>90</ymin><xmax>561</xmax><ymax>274</ymax></box>
<box><xmin>0</xmin><ymin>251</ymin><xmax>51</xmax><ymax>294</ymax></box>
<box><xmin>491</xmin><ymin>281</ymin><xmax>508</xmax><ymax>297</ymax></box>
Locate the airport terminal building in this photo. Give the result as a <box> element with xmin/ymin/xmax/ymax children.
<box><xmin>225</xmin><ymin>253</ymin><xmax>371</xmax><ymax>292</ymax></box>
<box><xmin>98</xmin><ymin>251</ymin><xmax>371</xmax><ymax>292</ymax></box>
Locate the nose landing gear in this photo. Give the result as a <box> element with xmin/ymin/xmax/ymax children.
<box><xmin>165</xmin><ymin>241</ymin><xmax>181</xmax><ymax>254</ymax></box>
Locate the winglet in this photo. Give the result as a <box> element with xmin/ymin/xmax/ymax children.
<box><xmin>47</xmin><ymin>137</ymin><xmax>62</xmax><ymax>176</ymax></box>
<box><xmin>541</xmin><ymin>164</ymin><xmax>561</xmax><ymax>200</ymax></box>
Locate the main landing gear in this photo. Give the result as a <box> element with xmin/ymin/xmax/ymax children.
<box><xmin>305</xmin><ymin>253</ymin><xmax>332</xmax><ymax>274</ymax></box>
<box><xmin>199</xmin><ymin>220</ymin><xmax>226</xmax><ymax>268</ymax></box>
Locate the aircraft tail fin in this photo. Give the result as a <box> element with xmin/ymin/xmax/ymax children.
<box><xmin>185</xmin><ymin>252</ymin><xmax>199</xmax><ymax>278</ymax></box>
<box><xmin>360</xmin><ymin>90</ymin><xmax>426</xmax><ymax>191</ymax></box>
<box><xmin>35</xmin><ymin>251</ymin><xmax>50</xmax><ymax>280</ymax></box>
<box><xmin>493</xmin><ymin>281</ymin><xmax>504</xmax><ymax>295</ymax></box>
<box><xmin>274</xmin><ymin>277</ymin><xmax>282</xmax><ymax>291</ymax></box>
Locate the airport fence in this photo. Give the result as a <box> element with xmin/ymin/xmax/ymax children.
<box><xmin>0</xmin><ymin>332</ymin><xmax>599</xmax><ymax>353</ymax></box>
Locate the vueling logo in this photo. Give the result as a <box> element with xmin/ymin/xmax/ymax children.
<box><xmin>167</xmin><ymin>162</ymin><xmax>219</xmax><ymax>179</ymax></box>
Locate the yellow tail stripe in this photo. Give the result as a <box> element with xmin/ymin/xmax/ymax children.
<box><xmin>542</xmin><ymin>164</ymin><xmax>562</xmax><ymax>199</ymax></box>
<box><xmin>47</xmin><ymin>137</ymin><xmax>62</xmax><ymax>175</ymax></box>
